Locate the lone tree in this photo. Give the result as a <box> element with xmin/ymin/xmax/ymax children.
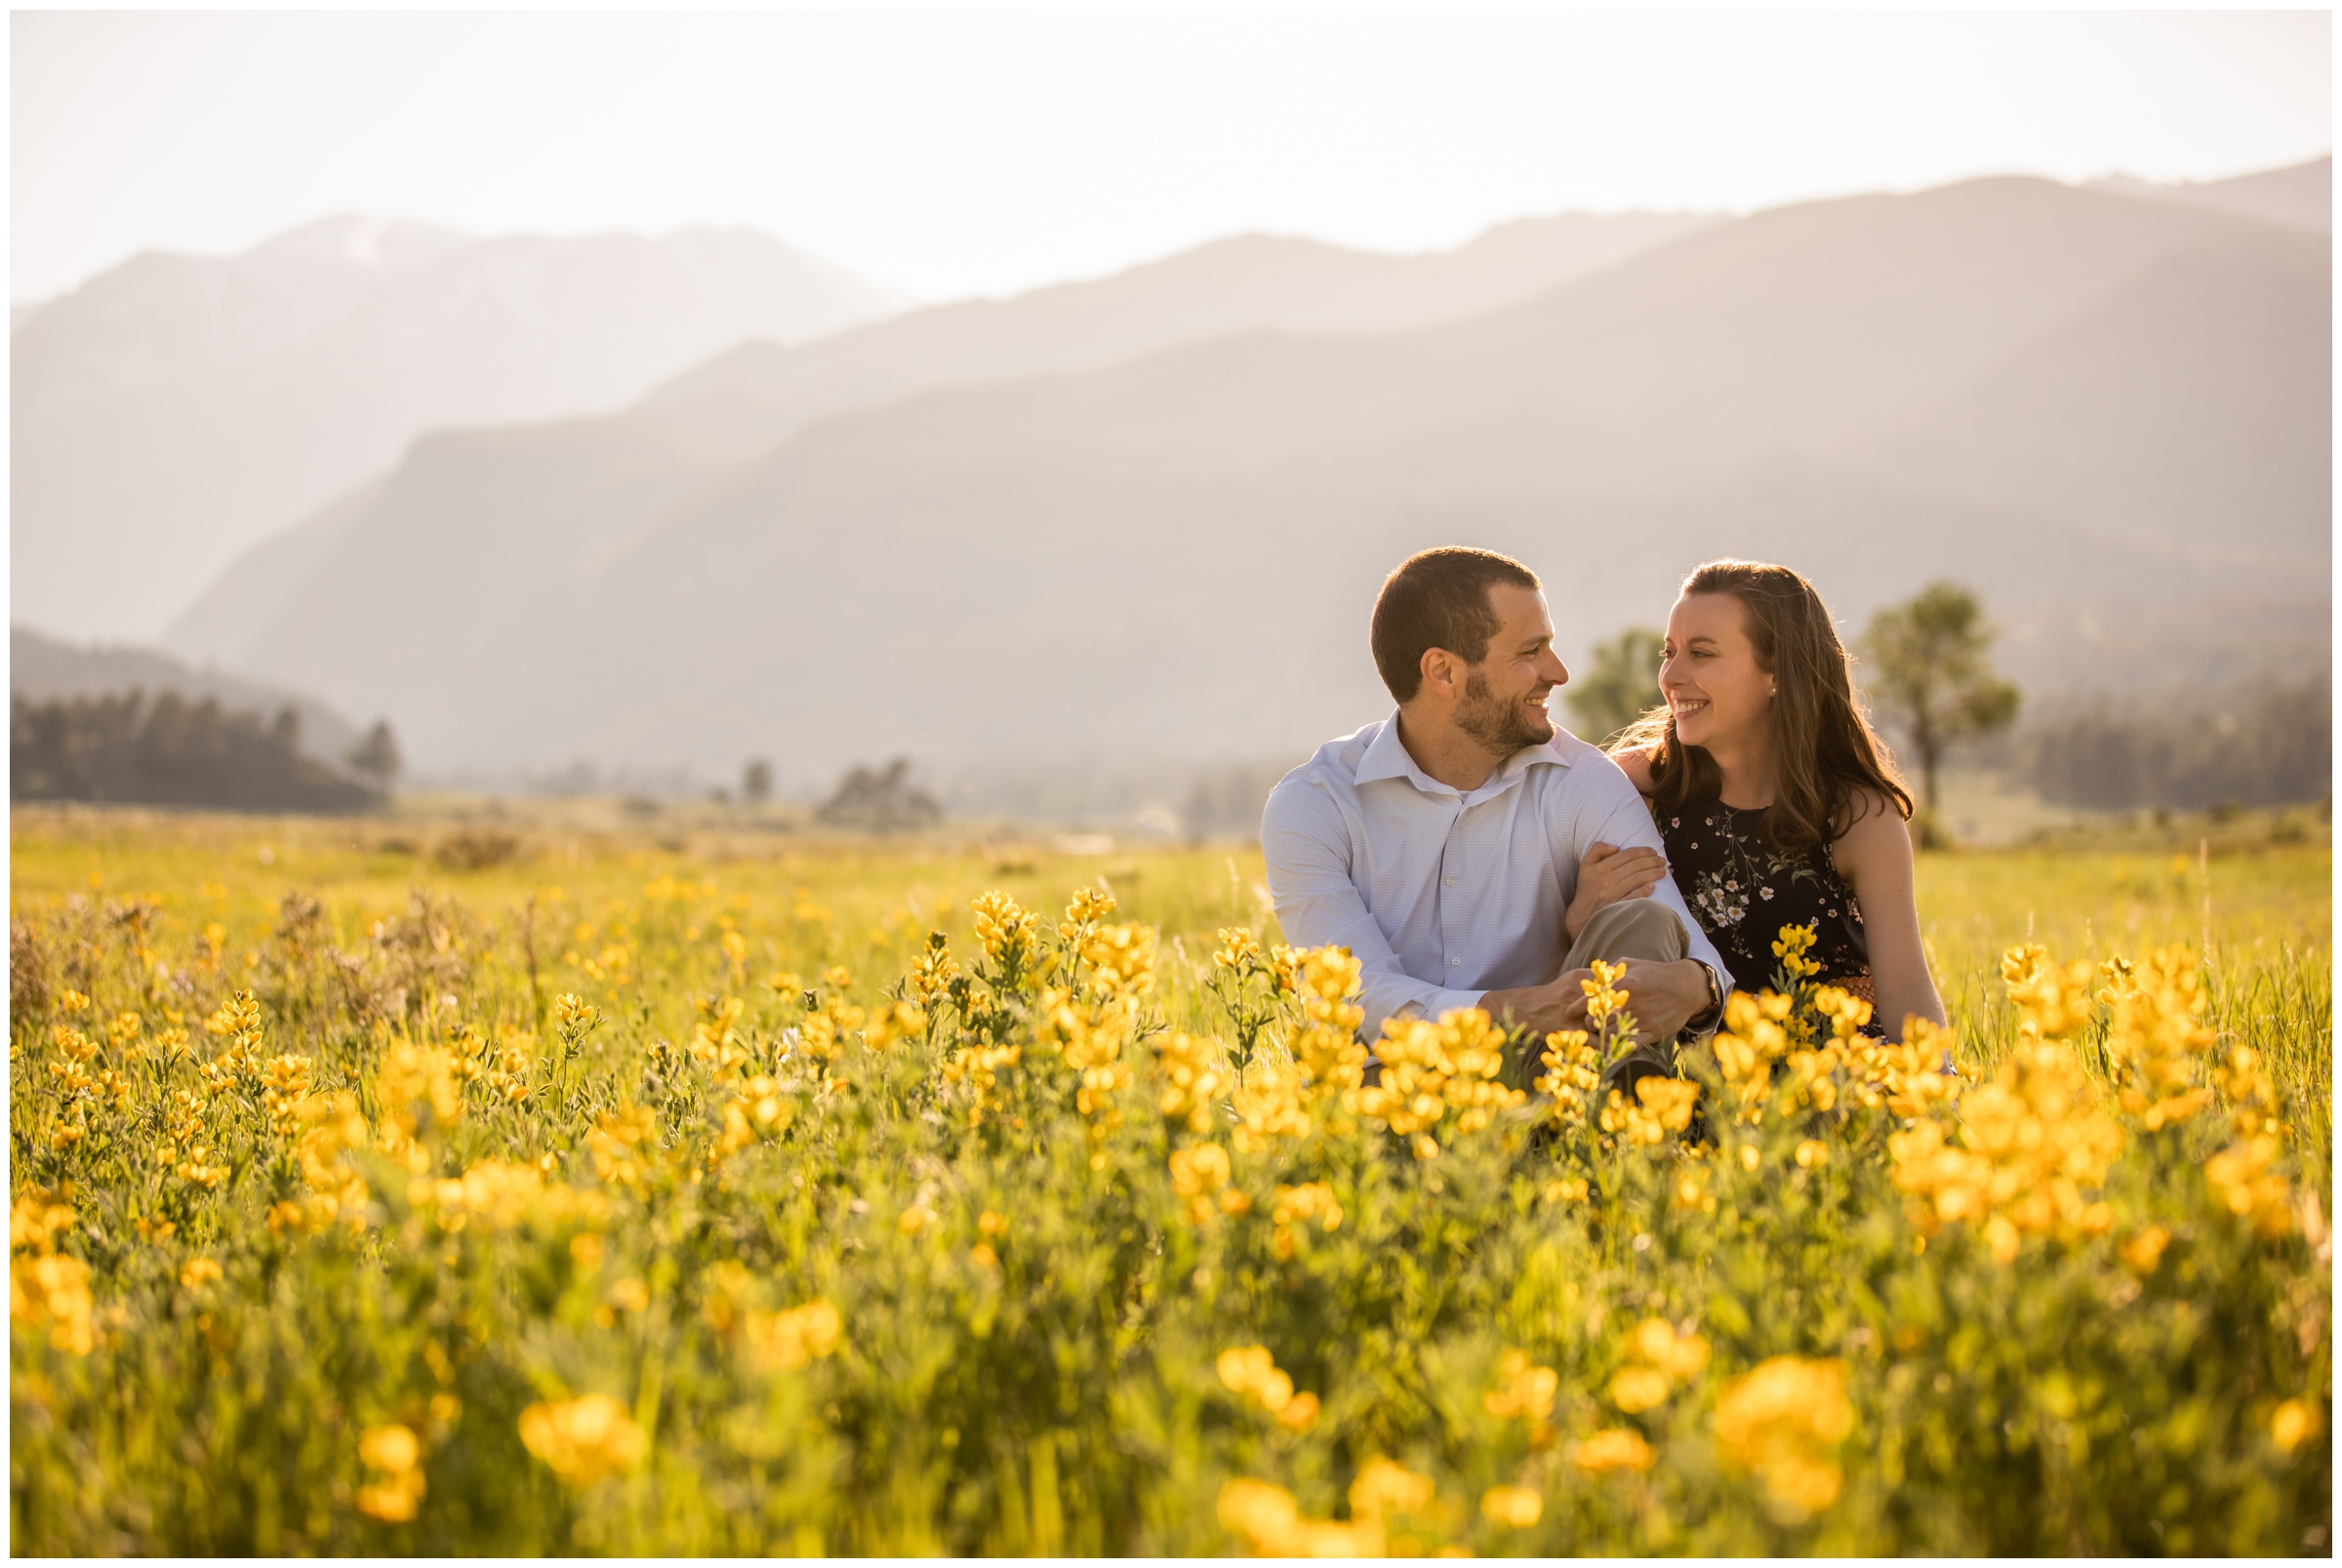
<box><xmin>1564</xmin><ymin>626</ymin><xmax>1666</xmax><ymax>745</ymax></box>
<box><xmin>346</xmin><ymin>720</ymin><xmax>402</xmax><ymax>792</ymax></box>
<box><xmin>1859</xmin><ymin>582</ymin><xmax>2020</xmax><ymax>812</ymax></box>
<box><xmin>742</xmin><ymin>758</ymin><xmax>774</xmax><ymax>805</ymax></box>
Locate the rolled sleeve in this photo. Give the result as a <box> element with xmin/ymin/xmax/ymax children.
<box><xmin>1261</xmin><ymin>779</ymin><xmax>1485</xmax><ymax>1038</ymax></box>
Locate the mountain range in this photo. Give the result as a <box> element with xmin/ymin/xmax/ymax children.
<box><xmin>20</xmin><ymin>157</ymin><xmax>2329</xmax><ymax>798</ymax></box>
<box><xmin>13</xmin><ymin>218</ymin><xmax>910</xmax><ymax>640</ymax></box>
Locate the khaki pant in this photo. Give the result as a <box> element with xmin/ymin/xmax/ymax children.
<box><xmin>1518</xmin><ymin>899</ymin><xmax>1710</xmax><ymax>1091</ymax></box>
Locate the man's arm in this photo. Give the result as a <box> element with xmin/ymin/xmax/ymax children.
<box><xmin>1261</xmin><ymin>780</ymin><xmax>1485</xmax><ymax>1038</ymax></box>
<box><xmin>1478</xmin><ymin>763</ymin><xmax>1730</xmax><ymax>1042</ymax></box>
<box><xmin>1582</xmin><ymin>776</ymin><xmax>1733</xmax><ymax>1010</ymax></box>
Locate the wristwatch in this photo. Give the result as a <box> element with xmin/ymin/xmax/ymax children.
<box><xmin>1684</xmin><ymin>964</ymin><xmax>1725</xmax><ymax>1036</ymax></box>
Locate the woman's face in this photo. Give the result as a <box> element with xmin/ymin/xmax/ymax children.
<box><xmin>1661</xmin><ymin>592</ymin><xmax>1774</xmax><ymax>751</ymax></box>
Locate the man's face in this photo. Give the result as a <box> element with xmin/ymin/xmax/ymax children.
<box><xmin>1453</xmin><ymin>583</ymin><xmax>1569</xmax><ymax>756</ymax></box>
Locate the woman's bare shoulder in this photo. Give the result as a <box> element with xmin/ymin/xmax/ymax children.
<box><xmin>1609</xmin><ymin>745</ymin><xmax>1659</xmax><ymax>794</ymax></box>
<box><xmin>1832</xmin><ymin>788</ymin><xmax>1913</xmax><ymax>864</ymax></box>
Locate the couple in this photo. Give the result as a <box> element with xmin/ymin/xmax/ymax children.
<box><xmin>1263</xmin><ymin>546</ymin><xmax>1944</xmax><ymax>1095</ymax></box>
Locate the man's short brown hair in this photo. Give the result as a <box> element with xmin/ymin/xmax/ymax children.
<box><xmin>1370</xmin><ymin>547</ymin><xmax>1542</xmax><ymax>703</ymax></box>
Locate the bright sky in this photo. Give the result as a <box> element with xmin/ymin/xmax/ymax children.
<box><xmin>12</xmin><ymin>9</ymin><xmax>2333</xmax><ymax>304</ymax></box>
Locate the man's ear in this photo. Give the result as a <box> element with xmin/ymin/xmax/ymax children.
<box><xmin>1417</xmin><ymin>646</ymin><xmax>1462</xmax><ymax>704</ymax></box>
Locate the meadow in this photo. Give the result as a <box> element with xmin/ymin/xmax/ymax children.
<box><xmin>9</xmin><ymin>804</ymin><xmax>2331</xmax><ymax>1553</ymax></box>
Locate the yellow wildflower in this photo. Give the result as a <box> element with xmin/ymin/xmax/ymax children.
<box><xmin>1607</xmin><ymin>1318</ymin><xmax>1710</xmax><ymax>1413</ymax></box>
<box><xmin>1481</xmin><ymin>1485</ymin><xmax>1543</xmax><ymax>1527</ymax></box>
<box><xmin>518</xmin><ymin>1394</ymin><xmax>649</xmax><ymax>1487</ymax></box>
<box><xmin>2271</xmin><ymin>1398</ymin><xmax>2321</xmax><ymax>1454</ymax></box>
<box><xmin>1217</xmin><ymin>1345</ymin><xmax>1318</xmax><ymax>1430</ymax></box>
<box><xmin>2204</xmin><ymin>1137</ymin><xmax>2293</xmax><ymax>1237</ymax></box>
<box><xmin>1212</xmin><ymin>927</ymin><xmax>1263</xmax><ymax>971</ymax></box>
<box><xmin>2001</xmin><ymin>944</ymin><xmax>2098</xmax><ymax>1042</ymax></box>
<box><xmin>11</xmin><ymin>1252</ymin><xmax>96</xmax><ymax>1355</ymax></box>
<box><xmin>1170</xmin><ymin>1141</ymin><xmax>1232</xmax><ymax>1196</ymax></box>
<box><xmin>1352</xmin><ymin>1007</ymin><xmax>1524</xmax><ymax>1155</ymax></box>
<box><xmin>1599</xmin><ymin>1075</ymin><xmax>1701</xmax><ymax>1148</ymax></box>
<box><xmin>1772</xmin><ymin>923</ymin><xmax>1821</xmax><ymax>980</ymax></box>
<box><xmin>1217</xmin><ymin>1478</ymin><xmax>1376</xmax><ymax>1557</ymax></box>
<box><xmin>587</xmin><ymin>1105</ymin><xmax>658</xmax><ymax>1189</ymax></box>
<box><xmin>11</xmin><ymin>1192</ymin><xmax>76</xmax><ymax>1254</ymax></box>
<box><xmin>1889</xmin><ymin>1042</ymin><xmax>2122</xmax><ymax>1263</ymax></box>
<box><xmin>743</xmin><ymin>1299</ymin><xmax>843</xmax><ymax>1372</ymax></box>
<box><xmin>1570</xmin><ymin>1427</ymin><xmax>1656</xmax><ymax>1475</ymax></box>
<box><xmin>1269</xmin><ymin>1182</ymin><xmax>1342</xmax><ymax>1260</ymax></box>
<box><xmin>1534</xmin><ymin>1027</ymin><xmax>1601</xmax><ymax>1126</ymax></box>
<box><xmin>1712</xmin><ymin>1357</ymin><xmax>1855</xmax><ymax>1522</ymax></box>
<box><xmin>971</xmin><ymin>891</ymin><xmax>1040</xmax><ymax>967</ymax></box>
<box><xmin>1153</xmin><ymin>1032</ymin><xmax>1234</xmax><ymax>1135</ymax></box>
<box><xmin>1230</xmin><ymin>1057</ymin><xmax>1312</xmax><ymax>1153</ymax></box>
<box><xmin>2119</xmin><ymin>1225</ymin><xmax>2171</xmax><ymax>1276</ymax></box>
<box><xmin>1485</xmin><ymin>1347</ymin><xmax>1559</xmax><ymax>1428</ymax></box>
<box><xmin>356</xmin><ymin>1423</ymin><xmax>427</xmax><ymax>1522</ymax></box>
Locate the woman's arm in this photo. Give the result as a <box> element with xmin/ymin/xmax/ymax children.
<box><xmin>1830</xmin><ymin>794</ymin><xmax>1947</xmax><ymax>1041</ymax></box>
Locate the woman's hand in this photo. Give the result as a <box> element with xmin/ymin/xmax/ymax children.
<box><xmin>1564</xmin><ymin>841</ymin><xmax>1668</xmax><ymax>944</ymax></box>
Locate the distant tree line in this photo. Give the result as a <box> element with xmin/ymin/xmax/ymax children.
<box><xmin>11</xmin><ymin>691</ymin><xmax>394</xmax><ymax>813</ymax></box>
<box><xmin>2004</xmin><ymin>679</ymin><xmax>2330</xmax><ymax>812</ymax></box>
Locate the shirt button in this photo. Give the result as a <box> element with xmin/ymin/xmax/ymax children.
<box><xmin>1450</xmin><ymin>956</ymin><xmax>1462</xmax><ymax>967</ymax></box>
<box><xmin>1444</xmin><ymin>877</ymin><xmax>1456</xmax><ymax>887</ymax></box>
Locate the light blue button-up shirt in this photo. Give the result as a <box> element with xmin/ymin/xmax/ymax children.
<box><xmin>1261</xmin><ymin>711</ymin><xmax>1729</xmax><ymax>1039</ymax></box>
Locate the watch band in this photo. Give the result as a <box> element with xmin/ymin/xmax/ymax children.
<box><xmin>1685</xmin><ymin>964</ymin><xmax>1725</xmax><ymax>1035</ymax></box>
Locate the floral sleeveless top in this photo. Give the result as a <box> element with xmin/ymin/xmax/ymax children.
<box><xmin>1655</xmin><ymin>800</ymin><xmax>1873</xmax><ymax>1004</ymax></box>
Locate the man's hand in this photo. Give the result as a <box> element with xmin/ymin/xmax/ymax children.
<box><xmin>1564</xmin><ymin>842</ymin><xmax>1668</xmax><ymax>943</ymax></box>
<box><xmin>1483</xmin><ymin>958</ymin><xmax>1713</xmax><ymax>1046</ymax></box>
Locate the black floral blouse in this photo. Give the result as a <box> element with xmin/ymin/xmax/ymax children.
<box><xmin>1656</xmin><ymin>800</ymin><xmax>1872</xmax><ymax>1004</ymax></box>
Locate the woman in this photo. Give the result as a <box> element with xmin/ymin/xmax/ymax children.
<box><xmin>1596</xmin><ymin>559</ymin><xmax>1945</xmax><ymax>1041</ymax></box>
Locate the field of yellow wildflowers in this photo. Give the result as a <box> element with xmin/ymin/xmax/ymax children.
<box><xmin>9</xmin><ymin>807</ymin><xmax>2331</xmax><ymax>1553</ymax></box>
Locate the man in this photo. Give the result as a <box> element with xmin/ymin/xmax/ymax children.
<box><xmin>1261</xmin><ymin>546</ymin><xmax>1727</xmax><ymax>1088</ymax></box>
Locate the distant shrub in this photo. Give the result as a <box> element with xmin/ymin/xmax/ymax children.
<box><xmin>433</xmin><ymin>829</ymin><xmax>524</xmax><ymax>872</ymax></box>
<box><xmin>819</xmin><ymin>758</ymin><xmax>941</xmax><ymax>832</ymax></box>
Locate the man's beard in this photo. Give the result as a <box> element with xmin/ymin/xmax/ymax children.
<box><xmin>1457</xmin><ymin>670</ymin><xmax>1555</xmax><ymax>755</ymax></box>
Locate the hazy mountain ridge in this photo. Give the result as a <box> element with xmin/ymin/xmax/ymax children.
<box><xmin>155</xmin><ymin>164</ymin><xmax>2333</xmax><ymax>788</ymax></box>
<box><xmin>618</xmin><ymin>212</ymin><xmax>1720</xmax><ymax>464</ymax></box>
<box><xmin>162</xmin><ymin>207</ymin><xmax>1721</xmax><ymax>680</ymax></box>
<box><xmin>14</xmin><ymin>219</ymin><xmax>910</xmax><ymax>641</ymax></box>
<box><xmin>2087</xmin><ymin>153</ymin><xmax>2329</xmax><ymax>233</ymax></box>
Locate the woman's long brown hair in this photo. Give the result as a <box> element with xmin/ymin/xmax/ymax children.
<box><xmin>1611</xmin><ymin>560</ymin><xmax>1913</xmax><ymax>850</ymax></box>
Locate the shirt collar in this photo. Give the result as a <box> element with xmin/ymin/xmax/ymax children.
<box><xmin>1355</xmin><ymin>710</ymin><xmax>1572</xmax><ymax>797</ymax></box>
